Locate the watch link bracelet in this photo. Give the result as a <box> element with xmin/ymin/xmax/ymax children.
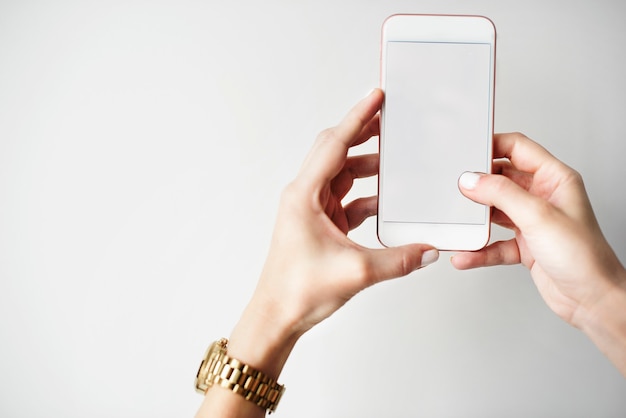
<box><xmin>195</xmin><ymin>338</ymin><xmax>285</xmax><ymax>414</ymax></box>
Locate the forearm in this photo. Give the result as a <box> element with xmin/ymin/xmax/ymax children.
<box><xmin>578</xmin><ymin>267</ymin><xmax>626</xmax><ymax>377</ymax></box>
<box><xmin>195</xmin><ymin>294</ymin><xmax>300</xmax><ymax>418</ymax></box>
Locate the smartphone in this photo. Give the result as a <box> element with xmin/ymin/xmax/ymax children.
<box><xmin>377</xmin><ymin>14</ymin><xmax>496</xmax><ymax>251</ymax></box>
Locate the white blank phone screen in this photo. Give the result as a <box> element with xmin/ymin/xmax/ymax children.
<box><xmin>382</xmin><ymin>41</ymin><xmax>492</xmax><ymax>225</ymax></box>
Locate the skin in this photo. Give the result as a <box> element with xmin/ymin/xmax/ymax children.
<box><xmin>195</xmin><ymin>89</ymin><xmax>438</xmax><ymax>418</ymax></box>
<box><xmin>196</xmin><ymin>92</ymin><xmax>626</xmax><ymax>417</ymax></box>
<box><xmin>452</xmin><ymin>132</ymin><xmax>626</xmax><ymax>376</ymax></box>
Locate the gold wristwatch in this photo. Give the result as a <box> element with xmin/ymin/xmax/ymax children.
<box><xmin>195</xmin><ymin>338</ymin><xmax>285</xmax><ymax>414</ymax></box>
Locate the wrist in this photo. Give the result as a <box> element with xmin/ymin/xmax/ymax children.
<box><xmin>195</xmin><ymin>294</ymin><xmax>297</xmax><ymax>418</ymax></box>
<box><xmin>577</xmin><ymin>267</ymin><xmax>626</xmax><ymax>376</ymax></box>
<box><xmin>227</xmin><ymin>292</ymin><xmax>301</xmax><ymax>381</ymax></box>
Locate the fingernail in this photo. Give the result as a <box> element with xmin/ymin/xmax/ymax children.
<box><xmin>421</xmin><ymin>249</ymin><xmax>439</xmax><ymax>267</ymax></box>
<box><xmin>458</xmin><ymin>171</ymin><xmax>482</xmax><ymax>190</ymax></box>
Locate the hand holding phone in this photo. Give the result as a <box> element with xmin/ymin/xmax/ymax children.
<box><xmin>377</xmin><ymin>14</ymin><xmax>496</xmax><ymax>251</ymax></box>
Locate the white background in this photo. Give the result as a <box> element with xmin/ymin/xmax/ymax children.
<box><xmin>1</xmin><ymin>1</ymin><xmax>625</xmax><ymax>417</ymax></box>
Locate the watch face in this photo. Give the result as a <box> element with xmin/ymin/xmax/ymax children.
<box><xmin>195</xmin><ymin>339</ymin><xmax>227</xmax><ymax>394</ymax></box>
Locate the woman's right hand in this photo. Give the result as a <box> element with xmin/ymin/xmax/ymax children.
<box><xmin>451</xmin><ymin>132</ymin><xmax>626</xmax><ymax>375</ymax></box>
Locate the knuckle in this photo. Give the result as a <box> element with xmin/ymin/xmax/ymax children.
<box><xmin>565</xmin><ymin>166</ymin><xmax>584</xmax><ymax>187</ymax></box>
<box><xmin>280</xmin><ymin>181</ymin><xmax>305</xmax><ymax>209</ymax></box>
<box><xmin>398</xmin><ymin>250</ymin><xmax>417</xmax><ymax>277</ymax></box>
<box><xmin>280</xmin><ymin>181</ymin><xmax>297</xmax><ymax>200</ymax></box>
<box><xmin>550</xmin><ymin>161</ymin><xmax>586</xmax><ymax>194</ymax></box>
<box><xmin>510</xmin><ymin>131</ymin><xmax>528</xmax><ymax>140</ymax></box>
<box><xmin>316</xmin><ymin>127</ymin><xmax>336</xmax><ymax>145</ymax></box>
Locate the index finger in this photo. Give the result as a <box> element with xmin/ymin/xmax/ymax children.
<box><xmin>494</xmin><ymin>132</ymin><xmax>559</xmax><ymax>175</ymax></box>
<box><xmin>297</xmin><ymin>89</ymin><xmax>384</xmax><ymax>190</ymax></box>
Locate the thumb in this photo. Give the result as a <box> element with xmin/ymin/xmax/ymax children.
<box><xmin>458</xmin><ymin>171</ymin><xmax>548</xmax><ymax>232</ymax></box>
<box><xmin>364</xmin><ymin>244</ymin><xmax>439</xmax><ymax>284</ymax></box>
